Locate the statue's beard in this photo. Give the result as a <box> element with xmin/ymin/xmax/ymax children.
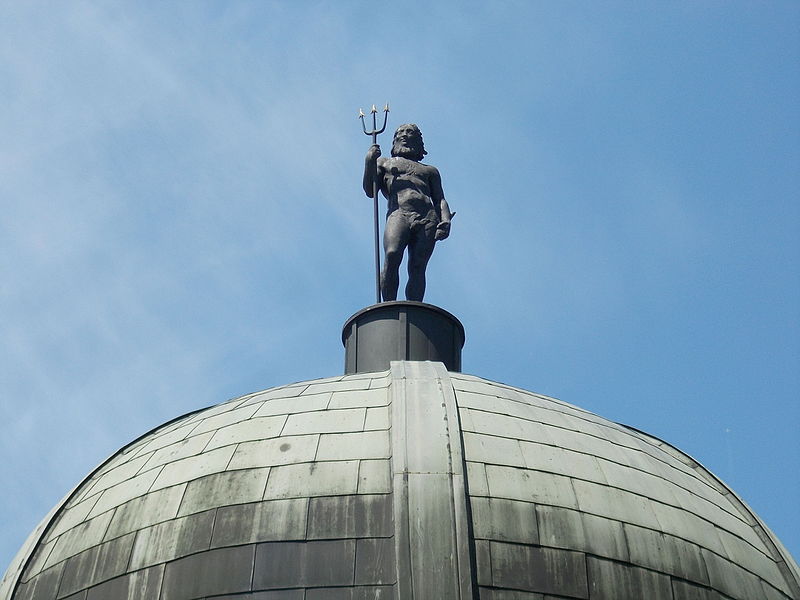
<box><xmin>392</xmin><ymin>141</ymin><xmax>424</xmax><ymax>161</ymax></box>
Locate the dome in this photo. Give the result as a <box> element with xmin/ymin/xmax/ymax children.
<box><xmin>2</xmin><ymin>361</ymin><xmax>798</xmax><ymax>600</ymax></box>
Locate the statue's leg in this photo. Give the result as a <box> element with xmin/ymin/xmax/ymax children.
<box><xmin>405</xmin><ymin>223</ymin><xmax>436</xmax><ymax>302</ymax></box>
<box><xmin>381</xmin><ymin>212</ymin><xmax>409</xmax><ymax>302</ymax></box>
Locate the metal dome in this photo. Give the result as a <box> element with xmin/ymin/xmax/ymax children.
<box><xmin>2</xmin><ymin>361</ymin><xmax>798</xmax><ymax>599</ymax></box>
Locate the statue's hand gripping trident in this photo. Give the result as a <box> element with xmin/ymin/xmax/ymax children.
<box><xmin>360</xmin><ymin>103</ymin><xmax>389</xmax><ymax>304</ymax></box>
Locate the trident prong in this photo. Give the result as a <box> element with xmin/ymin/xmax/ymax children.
<box><xmin>360</xmin><ymin>102</ymin><xmax>389</xmax><ymax>144</ymax></box>
<box><xmin>358</xmin><ymin>102</ymin><xmax>390</xmax><ymax>302</ymax></box>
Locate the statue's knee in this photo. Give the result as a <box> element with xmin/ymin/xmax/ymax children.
<box><xmin>385</xmin><ymin>250</ymin><xmax>403</xmax><ymax>267</ymax></box>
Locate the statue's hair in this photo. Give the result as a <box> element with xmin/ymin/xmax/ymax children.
<box><xmin>391</xmin><ymin>123</ymin><xmax>427</xmax><ymax>160</ymax></box>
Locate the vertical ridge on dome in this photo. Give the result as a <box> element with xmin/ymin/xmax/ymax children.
<box><xmin>389</xmin><ymin>361</ymin><xmax>475</xmax><ymax>599</ymax></box>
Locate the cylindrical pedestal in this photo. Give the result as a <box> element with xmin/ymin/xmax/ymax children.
<box><xmin>342</xmin><ymin>301</ymin><xmax>465</xmax><ymax>374</ymax></box>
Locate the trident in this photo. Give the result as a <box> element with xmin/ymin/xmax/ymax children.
<box><xmin>360</xmin><ymin>103</ymin><xmax>389</xmax><ymax>303</ymax></box>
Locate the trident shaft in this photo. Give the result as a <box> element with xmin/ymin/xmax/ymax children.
<box><xmin>360</xmin><ymin>103</ymin><xmax>390</xmax><ymax>303</ymax></box>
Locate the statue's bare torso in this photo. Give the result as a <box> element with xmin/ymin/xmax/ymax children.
<box><xmin>379</xmin><ymin>156</ymin><xmax>442</xmax><ymax>219</ymax></box>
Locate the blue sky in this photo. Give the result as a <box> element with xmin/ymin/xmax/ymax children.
<box><xmin>1</xmin><ymin>1</ymin><xmax>798</xmax><ymax>571</ymax></box>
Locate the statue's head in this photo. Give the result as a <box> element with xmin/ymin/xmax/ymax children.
<box><xmin>391</xmin><ymin>124</ymin><xmax>427</xmax><ymax>161</ymax></box>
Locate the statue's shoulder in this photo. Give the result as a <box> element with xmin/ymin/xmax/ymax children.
<box><xmin>418</xmin><ymin>161</ymin><xmax>440</xmax><ymax>175</ymax></box>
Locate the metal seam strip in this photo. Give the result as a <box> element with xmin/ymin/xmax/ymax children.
<box><xmin>389</xmin><ymin>361</ymin><xmax>476</xmax><ymax>599</ymax></box>
<box><xmin>432</xmin><ymin>361</ymin><xmax>477</xmax><ymax>598</ymax></box>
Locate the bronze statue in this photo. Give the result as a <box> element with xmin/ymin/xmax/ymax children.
<box><xmin>362</xmin><ymin>124</ymin><xmax>454</xmax><ymax>302</ymax></box>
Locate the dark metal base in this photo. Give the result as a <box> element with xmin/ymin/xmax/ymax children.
<box><xmin>342</xmin><ymin>302</ymin><xmax>465</xmax><ymax>374</ymax></box>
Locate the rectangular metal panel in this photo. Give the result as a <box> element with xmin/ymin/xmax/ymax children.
<box><xmin>160</xmin><ymin>545</ymin><xmax>255</xmax><ymax>600</ymax></box>
<box><xmin>252</xmin><ymin>540</ymin><xmax>356</xmax><ymax>589</ymax></box>
<box><xmin>210</xmin><ymin>498</ymin><xmax>309</xmax><ymax>547</ymax></box>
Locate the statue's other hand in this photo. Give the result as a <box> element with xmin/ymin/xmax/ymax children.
<box><xmin>366</xmin><ymin>144</ymin><xmax>381</xmax><ymax>162</ymax></box>
<box><xmin>435</xmin><ymin>220</ymin><xmax>451</xmax><ymax>241</ymax></box>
